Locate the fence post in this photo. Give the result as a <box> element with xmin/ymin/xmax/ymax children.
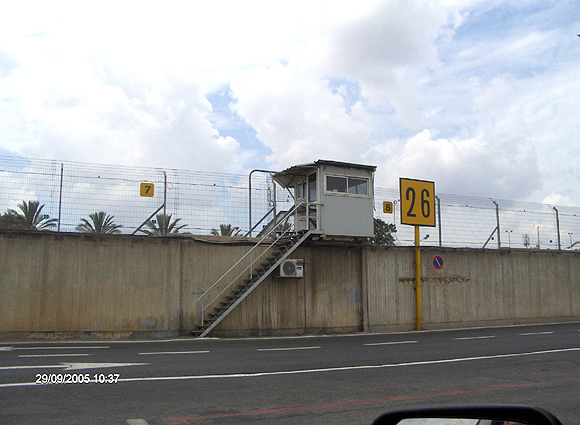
<box><xmin>493</xmin><ymin>201</ymin><xmax>501</xmax><ymax>249</ymax></box>
<box><xmin>57</xmin><ymin>163</ymin><xmax>63</xmax><ymax>232</ymax></box>
<box><xmin>436</xmin><ymin>195</ymin><xmax>441</xmax><ymax>248</ymax></box>
<box><xmin>552</xmin><ymin>206</ymin><xmax>561</xmax><ymax>250</ymax></box>
<box><xmin>163</xmin><ymin>171</ymin><xmax>167</xmax><ymax>219</ymax></box>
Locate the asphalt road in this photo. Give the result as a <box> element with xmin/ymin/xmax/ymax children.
<box><xmin>1</xmin><ymin>322</ymin><xmax>580</xmax><ymax>425</ymax></box>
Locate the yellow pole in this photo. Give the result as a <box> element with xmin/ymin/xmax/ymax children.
<box><xmin>415</xmin><ymin>226</ymin><xmax>422</xmax><ymax>330</ymax></box>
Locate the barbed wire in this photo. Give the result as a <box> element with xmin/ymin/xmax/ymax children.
<box><xmin>1</xmin><ymin>155</ymin><xmax>579</xmax><ymax>249</ymax></box>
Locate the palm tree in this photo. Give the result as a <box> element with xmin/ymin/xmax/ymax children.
<box><xmin>76</xmin><ymin>212</ymin><xmax>122</xmax><ymax>234</ymax></box>
<box><xmin>1</xmin><ymin>200</ymin><xmax>57</xmax><ymax>231</ymax></box>
<box><xmin>140</xmin><ymin>213</ymin><xmax>187</xmax><ymax>236</ymax></box>
<box><xmin>210</xmin><ymin>224</ymin><xmax>242</xmax><ymax>236</ymax></box>
<box><xmin>0</xmin><ymin>212</ymin><xmax>25</xmax><ymax>229</ymax></box>
<box><xmin>275</xmin><ymin>220</ymin><xmax>293</xmax><ymax>235</ymax></box>
<box><xmin>373</xmin><ymin>218</ymin><xmax>397</xmax><ymax>246</ymax></box>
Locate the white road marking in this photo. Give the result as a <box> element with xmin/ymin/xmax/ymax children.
<box><xmin>0</xmin><ymin>346</ymin><xmax>109</xmax><ymax>351</ymax></box>
<box><xmin>19</xmin><ymin>354</ymin><xmax>91</xmax><ymax>358</ymax></box>
<box><xmin>139</xmin><ymin>351</ymin><xmax>210</xmax><ymax>355</ymax></box>
<box><xmin>0</xmin><ymin>365</ymin><xmax>64</xmax><ymax>371</ymax></box>
<box><xmin>365</xmin><ymin>340</ymin><xmax>417</xmax><ymax>346</ymax></box>
<box><xmin>257</xmin><ymin>346</ymin><xmax>321</xmax><ymax>352</ymax></box>
<box><xmin>3</xmin><ymin>347</ymin><xmax>579</xmax><ymax>388</ymax></box>
<box><xmin>127</xmin><ymin>420</ymin><xmax>149</xmax><ymax>425</ymax></box>
<box><xmin>519</xmin><ymin>331</ymin><xmax>555</xmax><ymax>336</ymax></box>
<box><xmin>454</xmin><ymin>336</ymin><xmax>496</xmax><ymax>340</ymax></box>
<box><xmin>0</xmin><ymin>362</ymin><xmax>149</xmax><ymax>371</ymax></box>
<box><xmin>119</xmin><ymin>347</ymin><xmax>580</xmax><ymax>382</ymax></box>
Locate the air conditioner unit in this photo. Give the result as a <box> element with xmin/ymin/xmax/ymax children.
<box><xmin>279</xmin><ymin>259</ymin><xmax>304</xmax><ymax>278</ymax></box>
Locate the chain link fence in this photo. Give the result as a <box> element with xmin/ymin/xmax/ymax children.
<box><xmin>374</xmin><ymin>188</ymin><xmax>580</xmax><ymax>250</ymax></box>
<box><xmin>1</xmin><ymin>155</ymin><xmax>579</xmax><ymax>249</ymax></box>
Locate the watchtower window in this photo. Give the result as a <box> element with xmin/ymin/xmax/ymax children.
<box><xmin>327</xmin><ymin>176</ymin><xmax>347</xmax><ymax>193</ymax></box>
<box><xmin>296</xmin><ymin>181</ymin><xmax>306</xmax><ymax>199</ymax></box>
<box><xmin>308</xmin><ymin>172</ymin><xmax>317</xmax><ymax>201</ymax></box>
<box><xmin>325</xmin><ymin>175</ymin><xmax>369</xmax><ymax>196</ymax></box>
<box><xmin>348</xmin><ymin>178</ymin><xmax>368</xmax><ymax>195</ymax></box>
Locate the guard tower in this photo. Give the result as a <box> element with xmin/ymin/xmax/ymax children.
<box><xmin>195</xmin><ymin>159</ymin><xmax>376</xmax><ymax>338</ymax></box>
<box><xmin>272</xmin><ymin>159</ymin><xmax>377</xmax><ymax>238</ymax></box>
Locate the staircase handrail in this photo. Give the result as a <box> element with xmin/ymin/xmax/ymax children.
<box><xmin>244</xmin><ymin>205</ymin><xmax>276</xmax><ymax>237</ymax></box>
<box><xmin>197</xmin><ymin>201</ymin><xmax>317</xmax><ymax>322</ymax></box>
<box><xmin>197</xmin><ymin>228</ymin><xmax>314</xmax><ymax>337</ymax></box>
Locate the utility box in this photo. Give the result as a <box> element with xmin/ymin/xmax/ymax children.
<box><xmin>279</xmin><ymin>259</ymin><xmax>304</xmax><ymax>278</ymax></box>
<box><xmin>272</xmin><ymin>160</ymin><xmax>376</xmax><ymax>238</ymax></box>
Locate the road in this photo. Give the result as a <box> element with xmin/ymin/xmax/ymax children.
<box><xmin>1</xmin><ymin>322</ymin><xmax>580</xmax><ymax>425</ymax></box>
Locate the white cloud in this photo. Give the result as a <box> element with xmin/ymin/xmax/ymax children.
<box><xmin>0</xmin><ymin>50</ymin><xmax>249</xmax><ymax>172</ymax></box>
<box><xmin>227</xmin><ymin>0</ymin><xmax>454</xmax><ymax>169</ymax></box>
<box><xmin>327</xmin><ymin>0</ymin><xmax>450</xmax><ymax>127</ymax></box>
<box><xmin>230</xmin><ymin>62</ymin><xmax>373</xmax><ymax>170</ymax></box>
<box><xmin>542</xmin><ymin>193</ymin><xmax>579</xmax><ymax>208</ymax></box>
<box><xmin>0</xmin><ymin>0</ymin><xmax>579</xmax><ymax>207</ymax></box>
<box><xmin>331</xmin><ymin>0</ymin><xmax>445</xmax><ymax>72</ymax></box>
<box><xmin>364</xmin><ymin>129</ymin><xmax>541</xmax><ymax>199</ymax></box>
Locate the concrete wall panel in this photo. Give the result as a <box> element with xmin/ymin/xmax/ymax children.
<box><xmin>2</xmin><ymin>230</ymin><xmax>580</xmax><ymax>339</ymax></box>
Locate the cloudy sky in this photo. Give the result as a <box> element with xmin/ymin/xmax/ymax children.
<box><xmin>1</xmin><ymin>0</ymin><xmax>579</xmax><ymax>205</ymax></box>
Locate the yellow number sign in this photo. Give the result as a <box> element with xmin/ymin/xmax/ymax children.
<box><xmin>399</xmin><ymin>178</ymin><xmax>435</xmax><ymax>227</ymax></box>
<box><xmin>140</xmin><ymin>183</ymin><xmax>154</xmax><ymax>197</ymax></box>
<box><xmin>383</xmin><ymin>201</ymin><xmax>393</xmax><ymax>214</ymax></box>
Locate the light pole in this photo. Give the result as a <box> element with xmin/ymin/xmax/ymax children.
<box><xmin>505</xmin><ymin>229</ymin><xmax>513</xmax><ymax>247</ymax></box>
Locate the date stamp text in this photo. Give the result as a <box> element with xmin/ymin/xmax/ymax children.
<box><xmin>35</xmin><ymin>373</ymin><xmax>120</xmax><ymax>384</ymax></box>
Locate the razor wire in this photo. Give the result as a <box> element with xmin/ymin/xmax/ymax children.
<box><xmin>1</xmin><ymin>155</ymin><xmax>579</xmax><ymax>249</ymax></box>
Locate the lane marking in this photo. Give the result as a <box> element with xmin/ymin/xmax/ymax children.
<box><xmin>257</xmin><ymin>346</ymin><xmax>321</xmax><ymax>352</ymax></box>
<box><xmin>4</xmin><ymin>347</ymin><xmax>580</xmax><ymax>388</ymax></box>
<box><xmin>117</xmin><ymin>347</ymin><xmax>580</xmax><ymax>381</ymax></box>
<box><xmin>1</xmin><ymin>365</ymin><xmax>66</xmax><ymax>371</ymax></box>
<box><xmin>520</xmin><ymin>332</ymin><xmax>555</xmax><ymax>336</ymax></box>
<box><xmin>19</xmin><ymin>354</ymin><xmax>91</xmax><ymax>358</ymax></box>
<box><xmin>454</xmin><ymin>336</ymin><xmax>496</xmax><ymax>340</ymax></box>
<box><xmin>162</xmin><ymin>376</ymin><xmax>580</xmax><ymax>423</ymax></box>
<box><xmin>0</xmin><ymin>362</ymin><xmax>149</xmax><ymax>372</ymax></box>
<box><xmin>0</xmin><ymin>346</ymin><xmax>109</xmax><ymax>351</ymax></box>
<box><xmin>365</xmin><ymin>341</ymin><xmax>418</xmax><ymax>346</ymax></box>
<box><xmin>139</xmin><ymin>351</ymin><xmax>210</xmax><ymax>355</ymax></box>
<box><xmin>127</xmin><ymin>420</ymin><xmax>149</xmax><ymax>425</ymax></box>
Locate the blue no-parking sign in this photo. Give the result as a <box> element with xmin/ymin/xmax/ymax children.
<box><xmin>433</xmin><ymin>256</ymin><xmax>444</xmax><ymax>269</ymax></box>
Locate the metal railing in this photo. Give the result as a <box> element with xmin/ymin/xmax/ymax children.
<box><xmin>197</xmin><ymin>201</ymin><xmax>320</xmax><ymax>324</ymax></box>
<box><xmin>2</xmin><ymin>155</ymin><xmax>579</xmax><ymax>250</ymax></box>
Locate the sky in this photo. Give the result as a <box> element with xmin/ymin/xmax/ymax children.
<box><xmin>1</xmin><ymin>0</ymin><xmax>579</xmax><ymax>205</ymax></box>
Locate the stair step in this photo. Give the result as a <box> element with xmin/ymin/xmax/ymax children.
<box><xmin>196</xmin><ymin>229</ymin><xmax>312</xmax><ymax>338</ymax></box>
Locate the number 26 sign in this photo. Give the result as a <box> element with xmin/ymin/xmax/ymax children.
<box><xmin>399</xmin><ymin>178</ymin><xmax>436</xmax><ymax>227</ymax></box>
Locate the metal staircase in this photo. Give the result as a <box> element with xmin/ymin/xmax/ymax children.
<box><xmin>194</xmin><ymin>202</ymin><xmax>318</xmax><ymax>338</ymax></box>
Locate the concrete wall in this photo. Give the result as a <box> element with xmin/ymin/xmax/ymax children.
<box><xmin>365</xmin><ymin>246</ymin><xmax>580</xmax><ymax>332</ymax></box>
<box><xmin>189</xmin><ymin>244</ymin><xmax>365</xmax><ymax>337</ymax></box>
<box><xmin>1</xmin><ymin>230</ymin><xmax>579</xmax><ymax>339</ymax></box>
<box><xmin>0</xmin><ymin>231</ymin><xmax>181</xmax><ymax>337</ymax></box>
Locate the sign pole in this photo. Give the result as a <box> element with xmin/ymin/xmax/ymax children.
<box><xmin>399</xmin><ymin>178</ymin><xmax>434</xmax><ymax>332</ymax></box>
<box><xmin>414</xmin><ymin>225</ymin><xmax>422</xmax><ymax>331</ymax></box>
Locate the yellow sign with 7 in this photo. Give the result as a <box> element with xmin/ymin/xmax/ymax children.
<box><xmin>399</xmin><ymin>178</ymin><xmax>435</xmax><ymax>227</ymax></box>
<box><xmin>140</xmin><ymin>183</ymin><xmax>154</xmax><ymax>197</ymax></box>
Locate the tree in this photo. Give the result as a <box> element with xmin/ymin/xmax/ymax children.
<box><xmin>0</xmin><ymin>200</ymin><xmax>57</xmax><ymax>231</ymax></box>
<box><xmin>274</xmin><ymin>220</ymin><xmax>293</xmax><ymax>235</ymax></box>
<box><xmin>0</xmin><ymin>213</ymin><xmax>25</xmax><ymax>229</ymax></box>
<box><xmin>210</xmin><ymin>223</ymin><xmax>242</xmax><ymax>236</ymax></box>
<box><xmin>373</xmin><ymin>218</ymin><xmax>397</xmax><ymax>246</ymax></box>
<box><xmin>140</xmin><ymin>213</ymin><xmax>187</xmax><ymax>236</ymax></box>
<box><xmin>76</xmin><ymin>212</ymin><xmax>122</xmax><ymax>234</ymax></box>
